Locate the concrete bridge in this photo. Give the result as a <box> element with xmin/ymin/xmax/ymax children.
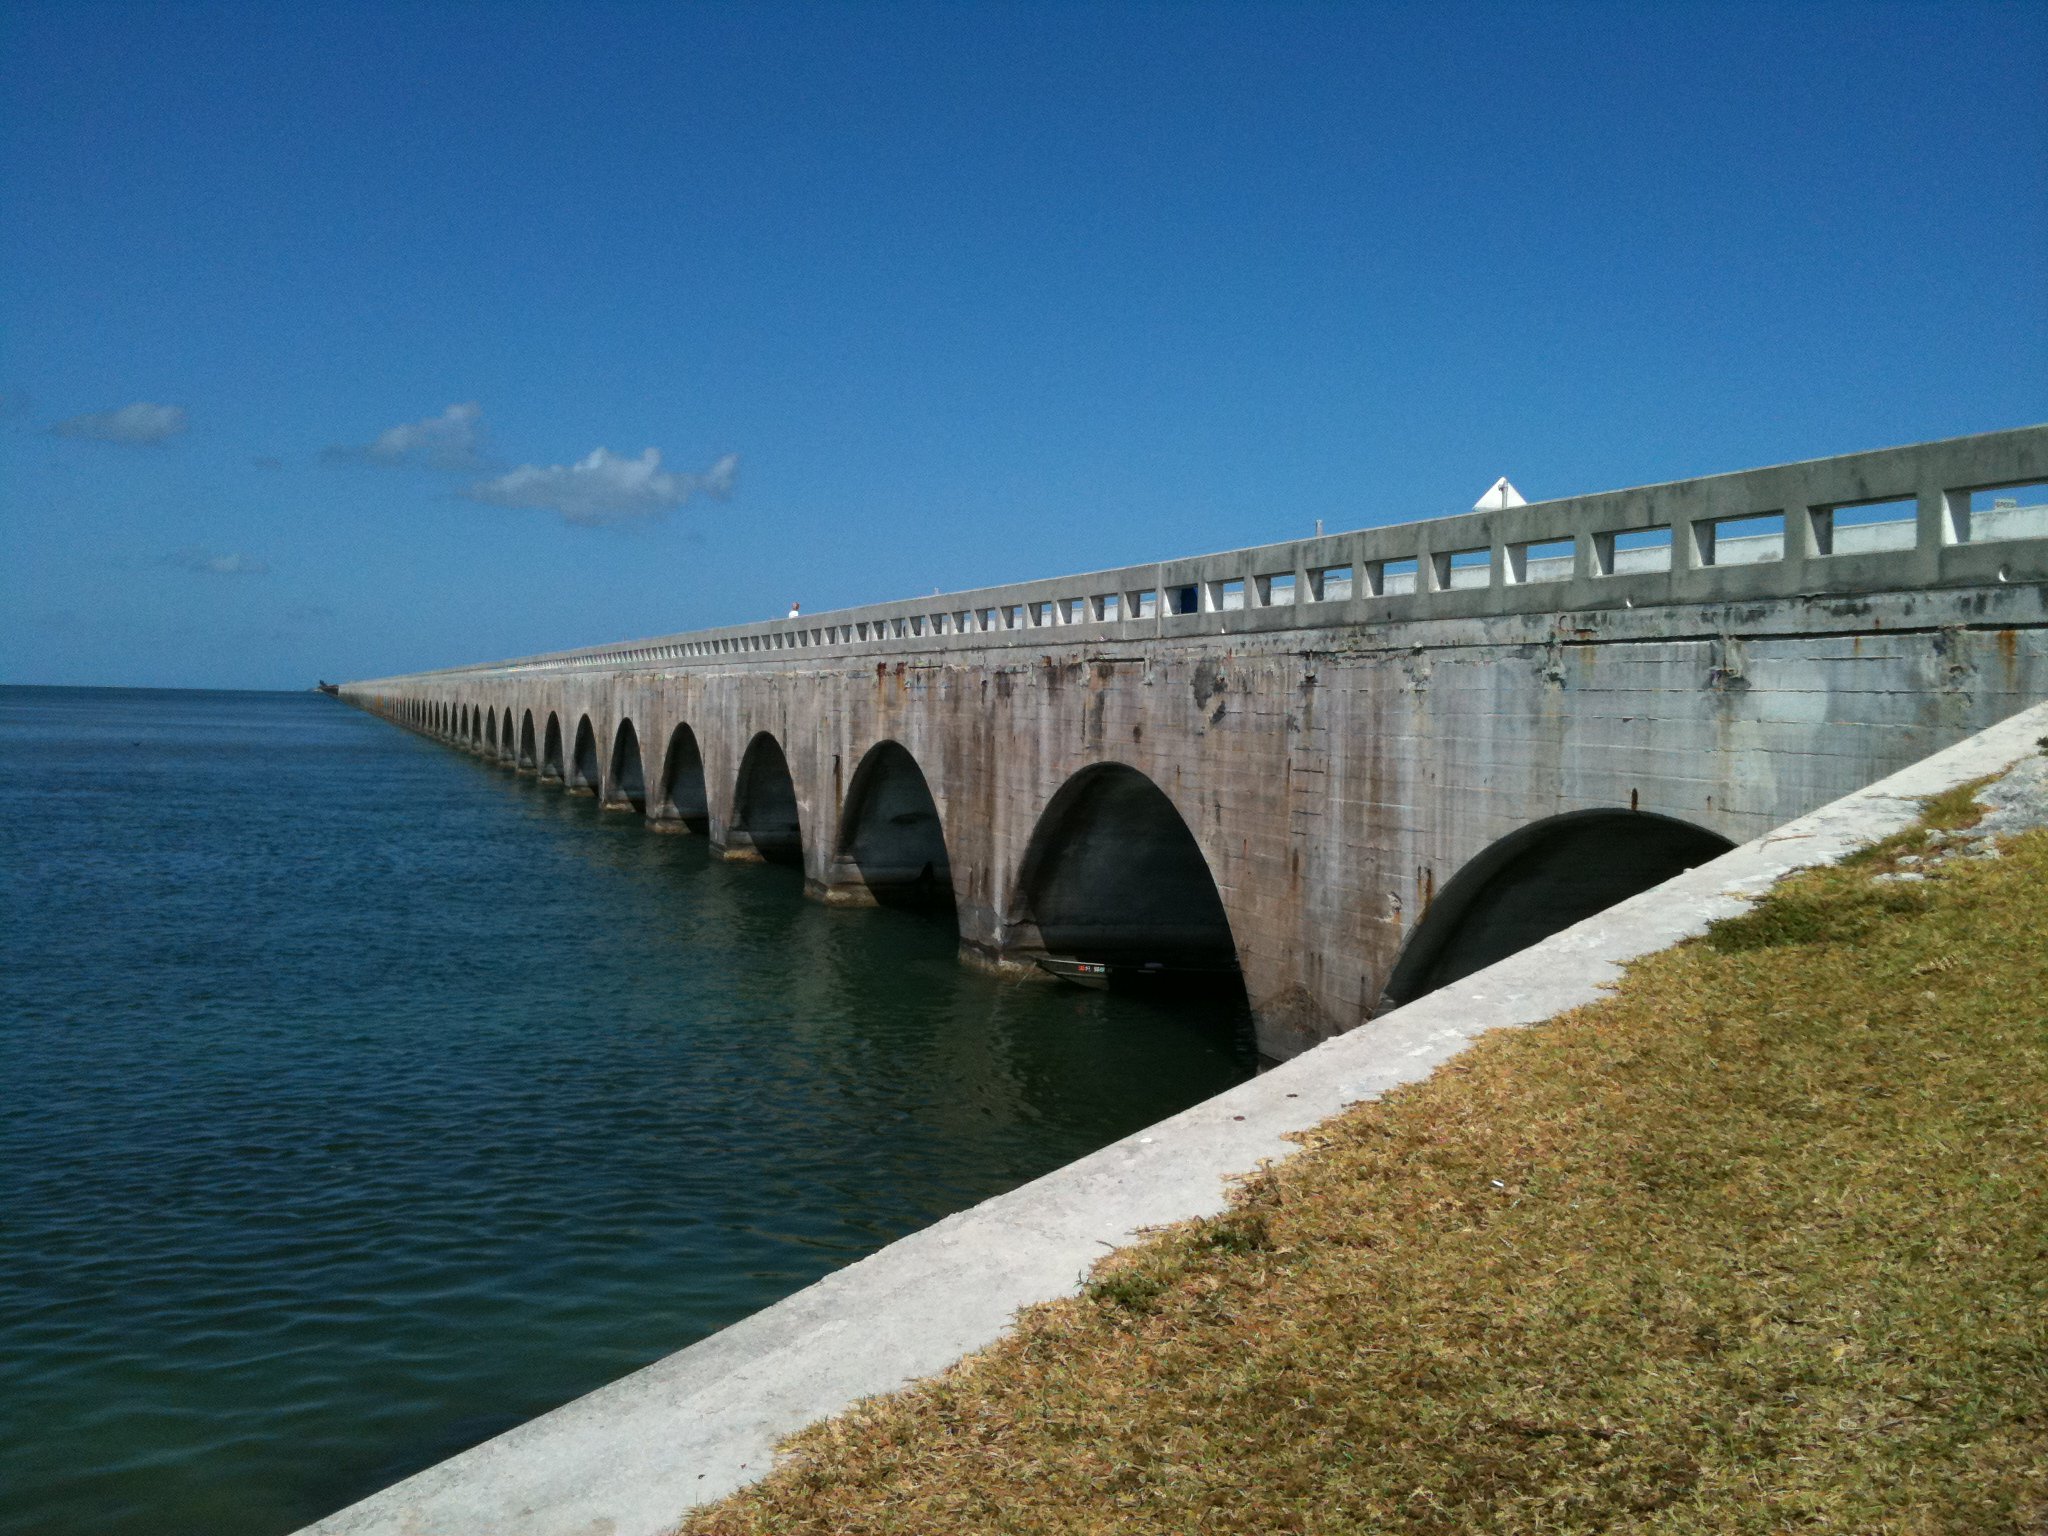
<box><xmin>342</xmin><ymin>426</ymin><xmax>2047</xmax><ymax>1060</ymax></box>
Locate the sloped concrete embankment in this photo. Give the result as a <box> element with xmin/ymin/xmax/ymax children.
<box><xmin>297</xmin><ymin>698</ymin><xmax>2048</xmax><ymax>1536</ymax></box>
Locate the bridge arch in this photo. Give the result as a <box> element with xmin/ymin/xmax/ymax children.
<box><xmin>837</xmin><ymin>740</ymin><xmax>953</xmax><ymax>913</ymax></box>
<box><xmin>1380</xmin><ymin>809</ymin><xmax>1736</xmax><ymax>1008</ymax></box>
<box><xmin>1011</xmin><ymin>762</ymin><xmax>1239</xmax><ymax>981</ymax></box>
<box><xmin>485</xmin><ymin>708</ymin><xmax>498</xmax><ymax>754</ymax></box>
<box><xmin>730</xmin><ymin>731</ymin><xmax>804</xmax><ymax>868</ymax></box>
<box><xmin>569</xmin><ymin>715</ymin><xmax>603</xmax><ymax>795</ymax></box>
<box><xmin>517</xmin><ymin>710</ymin><xmax>538</xmax><ymax>770</ymax></box>
<box><xmin>657</xmin><ymin>723</ymin><xmax>710</xmax><ymax>833</ymax></box>
<box><xmin>606</xmin><ymin>719</ymin><xmax>647</xmax><ymax>812</ymax></box>
<box><xmin>468</xmin><ymin>706</ymin><xmax>481</xmax><ymax>746</ymax></box>
<box><xmin>540</xmin><ymin>713</ymin><xmax>565</xmax><ymax>783</ymax></box>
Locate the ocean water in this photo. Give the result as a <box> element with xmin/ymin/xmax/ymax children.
<box><xmin>0</xmin><ymin>686</ymin><xmax>1254</xmax><ymax>1536</ymax></box>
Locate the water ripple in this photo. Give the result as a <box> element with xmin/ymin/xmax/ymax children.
<box><xmin>0</xmin><ymin>686</ymin><xmax>1252</xmax><ymax>1536</ymax></box>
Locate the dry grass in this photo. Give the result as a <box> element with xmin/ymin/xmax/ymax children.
<box><xmin>681</xmin><ymin>796</ymin><xmax>2048</xmax><ymax>1535</ymax></box>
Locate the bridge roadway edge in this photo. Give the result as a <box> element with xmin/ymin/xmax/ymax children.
<box><xmin>295</xmin><ymin>696</ymin><xmax>2048</xmax><ymax>1536</ymax></box>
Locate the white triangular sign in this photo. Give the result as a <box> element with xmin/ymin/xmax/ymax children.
<box><xmin>1473</xmin><ymin>476</ymin><xmax>1526</xmax><ymax>511</ymax></box>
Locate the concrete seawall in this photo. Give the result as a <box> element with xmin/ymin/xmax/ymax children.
<box><xmin>297</xmin><ymin>701</ymin><xmax>2048</xmax><ymax>1536</ymax></box>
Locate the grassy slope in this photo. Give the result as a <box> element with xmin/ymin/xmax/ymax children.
<box><xmin>683</xmin><ymin>791</ymin><xmax>2048</xmax><ymax>1535</ymax></box>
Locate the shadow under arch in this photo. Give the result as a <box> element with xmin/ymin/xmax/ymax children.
<box><xmin>1012</xmin><ymin>762</ymin><xmax>1241</xmax><ymax>989</ymax></box>
<box><xmin>518</xmin><ymin>710</ymin><xmax>538</xmax><ymax>771</ymax></box>
<box><xmin>837</xmin><ymin>740</ymin><xmax>954</xmax><ymax>915</ymax></box>
<box><xmin>657</xmin><ymin>723</ymin><xmax>709</xmax><ymax>833</ymax></box>
<box><xmin>1380</xmin><ymin>809</ymin><xmax>1736</xmax><ymax>1009</ymax></box>
<box><xmin>569</xmin><ymin>716</ymin><xmax>602</xmax><ymax>795</ymax></box>
<box><xmin>606</xmin><ymin>718</ymin><xmax>646</xmax><ymax>812</ymax></box>
<box><xmin>730</xmin><ymin>731</ymin><xmax>804</xmax><ymax>868</ymax></box>
<box><xmin>540</xmin><ymin>713</ymin><xmax>565</xmax><ymax>783</ymax></box>
<box><xmin>485</xmin><ymin>708</ymin><xmax>498</xmax><ymax>755</ymax></box>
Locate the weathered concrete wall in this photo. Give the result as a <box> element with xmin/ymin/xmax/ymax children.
<box><xmin>350</xmin><ymin>591</ymin><xmax>2046</xmax><ymax>1058</ymax></box>
<box><xmin>344</xmin><ymin>428</ymin><xmax>2048</xmax><ymax>1060</ymax></box>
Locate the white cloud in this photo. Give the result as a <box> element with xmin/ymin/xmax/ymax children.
<box><xmin>462</xmin><ymin>447</ymin><xmax>739</xmax><ymax>527</ymax></box>
<box><xmin>169</xmin><ymin>547</ymin><xmax>269</xmax><ymax>576</ymax></box>
<box><xmin>326</xmin><ymin>401</ymin><xmax>487</xmax><ymax>471</ymax></box>
<box><xmin>53</xmin><ymin>401</ymin><xmax>188</xmax><ymax>444</ymax></box>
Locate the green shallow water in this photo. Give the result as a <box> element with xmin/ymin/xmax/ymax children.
<box><xmin>0</xmin><ymin>686</ymin><xmax>1254</xmax><ymax>1536</ymax></box>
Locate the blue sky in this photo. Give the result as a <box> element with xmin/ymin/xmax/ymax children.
<box><xmin>2</xmin><ymin>0</ymin><xmax>2043</xmax><ymax>690</ymax></box>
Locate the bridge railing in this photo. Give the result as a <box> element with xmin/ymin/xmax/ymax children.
<box><xmin>360</xmin><ymin>426</ymin><xmax>2046</xmax><ymax>686</ymax></box>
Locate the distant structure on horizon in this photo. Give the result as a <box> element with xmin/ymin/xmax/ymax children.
<box><xmin>1473</xmin><ymin>476</ymin><xmax>1527</xmax><ymax>511</ymax></box>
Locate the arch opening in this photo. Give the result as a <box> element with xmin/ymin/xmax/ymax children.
<box><xmin>606</xmin><ymin>720</ymin><xmax>647</xmax><ymax>812</ymax></box>
<box><xmin>837</xmin><ymin>741</ymin><xmax>953</xmax><ymax>915</ymax></box>
<box><xmin>518</xmin><ymin>711</ymin><xmax>538</xmax><ymax>771</ymax></box>
<box><xmin>731</xmin><ymin>732</ymin><xmax>804</xmax><ymax>868</ymax></box>
<box><xmin>1380</xmin><ymin>809</ymin><xmax>1735</xmax><ymax>1009</ymax></box>
<box><xmin>1014</xmin><ymin>763</ymin><xmax>1241</xmax><ymax>991</ymax></box>
<box><xmin>569</xmin><ymin>716</ymin><xmax>602</xmax><ymax>795</ymax></box>
<box><xmin>485</xmin><ymin>708</ymin><xmax>498</xmax><ymax>754</ymax></box>
<box><xmin>540</xmin><ymin>713</ymin><xmax>565</xmax><ymax>783</ymax></box>
<box><xmin>658</xmin><ymin>723</ymin><xmax>709</xmax><ymax>833</ymax></box>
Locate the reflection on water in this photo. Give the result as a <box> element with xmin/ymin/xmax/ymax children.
<box><xmin>0</xmin><ymin>687</ymin><xmax>1254</xmax><ymax>1536</ymax></box>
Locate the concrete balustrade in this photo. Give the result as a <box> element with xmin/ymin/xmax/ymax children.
<box><xmin>372</xmin><ymin>427</ymin><xmax>2043</xmax><ymax>683</ymax></box>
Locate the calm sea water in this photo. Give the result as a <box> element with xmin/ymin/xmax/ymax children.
<box><xmin>0</xmin><ymin>686</ymin><xmax>1253</xmax><ymax>1536</ymax></box>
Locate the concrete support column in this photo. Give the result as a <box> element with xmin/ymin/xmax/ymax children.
<box><xmin>1787</xmin><ymin>501</ymin><xmax>1827</xmax><ymax>566</ymax></box>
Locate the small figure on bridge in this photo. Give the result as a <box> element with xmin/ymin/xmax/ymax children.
<box><xmin>787</xmin><ymin>600</ymin><xmax>801</xmax><ymax>619</ymax></box>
